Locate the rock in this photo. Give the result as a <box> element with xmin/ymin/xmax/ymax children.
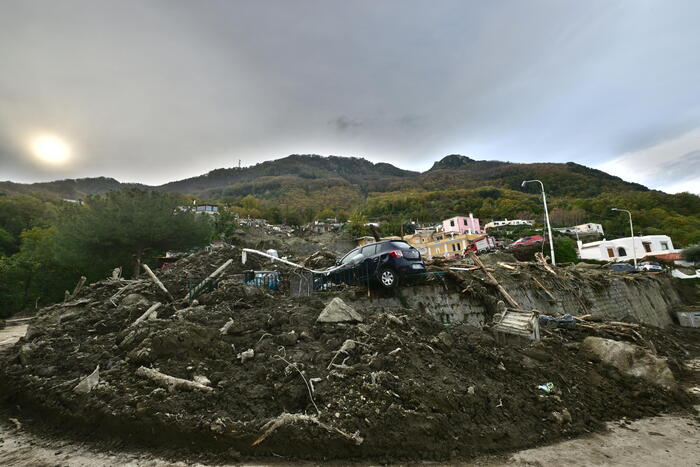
<box><xmin>276</xmin><ymin>331</ymin><xmax>298</xmax><ymax>346</ymax></box>
<box><xmin>121</xmin><ymin>293</ymin><xmax>147</xmax><ymax>307</ymax></box>
<box><xmin>522</xmin><ymin>342</ymin><xmax>553</xmax><ymax>362</ymax></box>
<box><xmin>562</xmin><ymin>408</ymin><xmax>572</xmax><ymax>423</ymax></box>
<box><xmin>549</xmin><ymin>411</ymin><xmax>565</xmax><ymax>424</ymax></box>
<box><xmin>238</xmin><ymin>349</ymin><xmax>254</xmax><ymax>363</ymax></box>
<box><xmin>73</xmin><ymin>365</ymin><xmax>100</xmax><ymax>393</ymax></box>
<box><xmin>437</xmin><ymin>331</ymin><xmax>454</xmax><ymax>348</ymax></box>
<box><xmin>193</xmin><ymin>375</ymin><xmax>211</xmax><ymax>386</ymax></box>
<box><xmin>316</xmin><ymin>298</ymin><xmax>363</xmax><ymax>323</ymax></box>
<box><xmin>580</xmin><ymin>336</ymin><xmax>677</xmax><ymax>390</ymax></box>
<box><xmin>18</xmin><ymin>343</ymin><xmax>35</xmax><ymax>366</ymax></box>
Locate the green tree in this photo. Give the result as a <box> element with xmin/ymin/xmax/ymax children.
<box><xmin>56</xmin><ymin>189</ymin><xmax>212</xmax><ymax>277</ymax></box>
<box><xmin>682</xmin><ymin>244</ymin><xmax>700</xmax><ymax>264</ymax></box>
<box><xmin>0</xmin><ymin>227</ymin><xmax>76</xmax><ymax>317</ymax></box>
<box><xmin>346</xmin><ymin>210</ymin><xmax>368</xmax><ymax>238</ymax></box>
<box><xmin>0</xmin><ymin>227</ymin><xmax>14</xmax><ymax>255</ymax></box>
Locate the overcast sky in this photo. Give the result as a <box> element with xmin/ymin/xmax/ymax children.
<box><xmin>1</xmin><ymin>0</ymin><xmax>699</xmax><ymax>193</ymax></box>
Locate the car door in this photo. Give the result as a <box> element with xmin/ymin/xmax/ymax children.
<box><xmin>360</xmin><ymin>243</ymin><xmax>379</xmax><ymax>280</ymax></box>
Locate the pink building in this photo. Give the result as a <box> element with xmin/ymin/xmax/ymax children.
<box><xmin>442</xmin><ymin>214</ymin><xmax>482</xmax><ymax>234</ymax></box>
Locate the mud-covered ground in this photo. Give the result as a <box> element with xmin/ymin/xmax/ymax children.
<box><xmin>0</xmin><ymin>245</ymin><xmax>698</xmax><ymax>463</ymax></box>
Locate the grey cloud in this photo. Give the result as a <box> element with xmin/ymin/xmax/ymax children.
<box><xmin>1</xmin><ymin>0</ymin><xmax>699</xmax><ymax>188</ymax></box>
<box><xmin>658</xmin><ymin>150</ymin><xmax>700</xmax><ymax>183</ymax></box>
<box><xmin>331</xmin><ymin>116</ymin><xmax>363</xmax><ymax>134</ymax></box>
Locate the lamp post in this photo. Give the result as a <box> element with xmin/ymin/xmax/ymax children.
<box><xmin>611</xmin><ymin>208</ymin><xmax>637</xmax><ymax>269</ymax></box>
<box><xmin>521</xmin><ymin>180</ymin><xmax>555</xmax><ymax>266</ymax></box>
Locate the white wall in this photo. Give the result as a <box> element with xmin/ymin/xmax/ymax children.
<box><xmin>578</xmin><ymin>235</ymin><xmax>675</xmax><ymax>261</ymax></box>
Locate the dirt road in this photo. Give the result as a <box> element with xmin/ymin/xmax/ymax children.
<box><xmin>1</xmin><ymin>323</ymin><xmax>698</xmax><ymax>466</ymax></box>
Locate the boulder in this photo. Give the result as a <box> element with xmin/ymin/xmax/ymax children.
<box><xmin>316</xmin><ymin>298</ymin><xmax>363</xmax><ymax>324</ymax></box>
<box><xmin>580</xmin><ymin>336</ymin><xmax>677</xmax><ymax>390</ymax></box>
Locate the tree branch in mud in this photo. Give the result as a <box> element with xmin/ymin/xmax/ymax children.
<box><xmin>468</xmin><ymin>251</ymin><xmax>520</xmax><ymax>308</ymax></box>
<box><xmin>142</xmin><ymin>263</ymin><xmax>175</xmax><ymax>302</ymax></box>
<box><xmin>274</xmin><ymin>354</ymin><xmax>320</xmax><ymax>415</ymax></box>
<box><xmin>186</xmin><ymin>258</ymin><xmax>233</xmax><ymax>301</ymax></box>
<box><xmin>252</xmin><ymin>412</ymin><xmax>363</xmax><ymax>447</ymax></box>
<box><xmin>130</xmin><ymin>302</ymin><xmax>161</xmax><ymax>327</ymax></box>
<box><xmin>135</xmin><ymin>366</ymin><xmax>213</xmax><ymax>393</ymax></box>
<box><xmin>67</xmin><ymin>276</ymin><xmax>87</xmax><ymax>301</ymax></box>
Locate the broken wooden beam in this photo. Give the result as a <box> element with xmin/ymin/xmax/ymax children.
<box><xmin>131</xmin><ymin>302</ymin><xmax>161</xmax><ymax>327</ymax></box>
<box><xmin>468</xmin><ymin>251</ymin><xmax>520</xmax><ymax>309</ymax></box>
<box><xmin>535</xmin><ymin>252</ymin><xmax>557</xmax><ymax>275</ymax></box>
<box><xmin>532</xmin><ymin>276</ymin><xmax>557</xmax><ymax>302</ymax></box>
<box><xmin>135</xmin><ymin>366</ymin><xmax>213</xmax><ymax>393</ymax></box>
<box><xmin>186</xmin><ymin>258</ymin><xmax>233</xmax><ymax>301</ymax></box>
<box><xmin>142</xmin><ymin>263</ymin><xmax>175</xmax><ymax>302</ymax></box>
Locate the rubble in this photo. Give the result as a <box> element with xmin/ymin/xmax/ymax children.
<box><xmin>0</xmin><ymin>244</ymin><xmax>697</xmax><ymax>462</ymax></box>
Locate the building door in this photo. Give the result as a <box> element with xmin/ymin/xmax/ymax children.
<box><xmin>607</xmin><ymin>248</ymin><xmax>615</xmax><ymax>258</ymax></box>
<box><xmin>643</xmin><ymin>242</ymin><xmax>652</xmax><ymax>253</ymax></box>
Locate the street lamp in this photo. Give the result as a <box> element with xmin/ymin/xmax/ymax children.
<box><xmin>611</xmin><ymin>208</ymin><xmax>637</xmax><ymax>269</ymax></box>
<box><xmin>521</xmin><ymin>180</ymin><xmax>555</xmax><ymax>266</ymax></box>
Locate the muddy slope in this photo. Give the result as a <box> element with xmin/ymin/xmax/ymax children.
<box><xmin>0</xmin><ymin>247</ymin><xmax>695</xmax><ymax>462</ymax></box>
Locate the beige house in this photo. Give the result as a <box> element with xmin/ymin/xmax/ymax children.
<box><xmin>404</xmin><ymin>231</ymin><xmax>484</xmax><ymax>259</ymax></box>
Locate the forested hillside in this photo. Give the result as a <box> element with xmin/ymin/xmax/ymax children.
<box><xmin>2</xmin><ymin>154</ymin><xmax>700</xmax><ymax>246</ymax></box>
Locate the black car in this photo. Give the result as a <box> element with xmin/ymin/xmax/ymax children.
<box><xmin>324</xmin><ymin>240</ymin><xmax>425</xmax><ymax>289</ymax></box>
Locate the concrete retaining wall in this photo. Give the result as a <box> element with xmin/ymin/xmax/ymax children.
<box><xmin>354</xmin><ymin>275</ymin><xmax>680</xmax><ymax>328</ymax></box>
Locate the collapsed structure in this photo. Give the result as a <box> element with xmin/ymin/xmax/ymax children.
<box><xmin>0</xmin><ymin>235</ymin><xmax>697</xmax><ymax>462</ymax></box>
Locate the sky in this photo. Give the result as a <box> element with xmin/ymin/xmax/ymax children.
<box><xmin>1</xmin><ymin>0</ymin><xmax>699</xmax><ymax>193</ymax></box>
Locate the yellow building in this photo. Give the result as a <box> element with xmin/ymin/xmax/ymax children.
<box><xmin>404</xmin><ymin>231</ymin><xmax>484</xmax><ymax>259</ymax></box>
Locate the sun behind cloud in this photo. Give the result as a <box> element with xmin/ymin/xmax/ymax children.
<box><xmin>30</xmin><ymin>135</ymin><xmax>72</xmax><ymax>165</ymax></box>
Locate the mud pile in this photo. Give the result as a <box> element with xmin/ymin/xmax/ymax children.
<box><xmin>0</xmin><ymin>247</ymin><xmax>696</xmax><ymax>462</ymax></box>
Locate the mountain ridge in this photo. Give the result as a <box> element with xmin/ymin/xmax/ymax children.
<box><xmin>0</xmin><ymin>153</ymin><xmax>657</xmax><ymax>200</ymax></box>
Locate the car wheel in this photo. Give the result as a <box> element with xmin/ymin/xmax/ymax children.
<box><xmin>378</xmin><ymin>267</ymin><xmax>398</xmax><ymax>289</ymax></box>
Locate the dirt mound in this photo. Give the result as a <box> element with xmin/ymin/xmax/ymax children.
<box><xmin>0</xmin><ymin>247</ymin><xmax>696</xmax><ymax>462</ymax></box>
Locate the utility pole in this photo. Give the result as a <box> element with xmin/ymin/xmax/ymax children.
<box><xmin>522</xmin><ymin>180</ymin><xmax>556</xmax><ymax>266</ymax></box>
<box><xmin>611</xmin><ymin>208</ymin><xmax>637</xmax><ymax>269</ymax></box>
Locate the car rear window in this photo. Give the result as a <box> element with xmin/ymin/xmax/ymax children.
<box><xmin>388</xmin><ymin>241</ymin><xmax>412</xmax><ymax>250</ymax></box>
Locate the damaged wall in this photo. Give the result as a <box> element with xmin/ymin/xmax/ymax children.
<box><xmin>508</xmin><ymin>275</ymin><xmax>679</xmax><ymax>328</ymax></box>
<box><xmin>359</xmin><ymin>284</ymin><xmax>488</xmax><ymax>327</ymax></box>
<box><xmin>358</xmin><ymin>274</ymin><xmax>679</xmax><ymax>329</ymax></box>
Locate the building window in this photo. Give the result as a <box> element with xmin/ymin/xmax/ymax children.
<box><xmin>643</xmin><ymin>242</ymin><xmax>652</xmax><ymax>253</ymax></box>
<box><xmin>450</xmin><ymin>220</ymin><xmax>455</xmax><ymax>227</ymax></box>
<box><xmin>660</xmin><ymin>242</ymin><xmax>669</xmax><ymax>250</ymax></box>
<box><xmin>618</xmin><ymin>247</ymin><xmax>627</xmax><ymax>256</ymax></box>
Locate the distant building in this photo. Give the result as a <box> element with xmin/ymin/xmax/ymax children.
<box><xmin>303</xmin><ymin>219</ymin><xmax>343</xmax><ymax>234</ymax></box>
<box><xmin>483</xmin><ymin>219</ymin><xmax>533</xmax><ymax>230</ymax></box>
<box><xmin>194</xmin><ymin>204</ymin><xmax>219</xmax><ymax>214</ymax></box>
<box><xmin>578</xmin><ymin>235</ymin><xmax>677</xmax><ymax>262</ymax></box>
<box><xmin>404</xmin><ymin>231</ymin><xmax>485</xmax><ymax>259</ymax></box>
<box><xmin>179</xmin><ymin>204</ymin><xmax>219</xmax><ymax>215</ymax></box>
<box><xmin>555</xmin><ymin>223</ymin><xmax>604</xmax><ymax>236</ymax></box>
<box><xmin>442</xmin><ymin>214</ymin><xmax>482</xmax><ymax>235</ymax></box>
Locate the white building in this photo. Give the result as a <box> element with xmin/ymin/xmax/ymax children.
<box><xmin>577</xmin><ymin>235</ymin><xmax>676</xmax><ymax>262</ymax></box>
<box><xmin>483</xmin><ymin>219</ymin><xmax>533</xmax><ymax>230</ymax></box>
<box><xmin>555</xmin><ymin>223</ymin><xmax>604</xmax><ymax>236</ymax></box>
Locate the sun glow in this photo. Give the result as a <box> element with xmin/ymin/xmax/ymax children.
<box><xmin>30</xmin><ymin>135</ymin><xmax>72</xmax><ymax>165</ymax></box>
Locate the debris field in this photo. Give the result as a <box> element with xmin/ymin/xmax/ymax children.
<box><xmin>0</xmin><ymin>244</ymin><xmax>697</xmax><ymax>462</ymax></box>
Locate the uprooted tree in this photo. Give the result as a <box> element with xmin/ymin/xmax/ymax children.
<box><xmin>56</xmin><ymin>188</ymin><xmax>212</xmax><ymax>277</ymax></box>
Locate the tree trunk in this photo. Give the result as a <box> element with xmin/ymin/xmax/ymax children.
<box><xmin>133</xmin><ymin>251</ymin><xmax>142</xmax><ymax>278</ymax></box>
